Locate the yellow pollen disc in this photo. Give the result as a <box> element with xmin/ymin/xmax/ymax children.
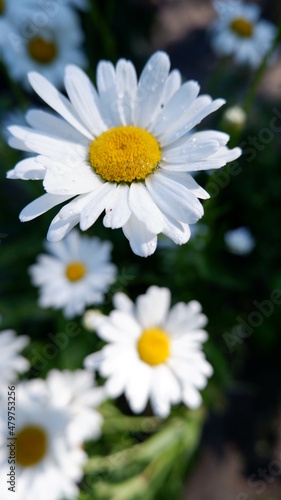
<box><xmin>28</xmin><ymin>36</ymin><xmax>57</xmax><ymax>64</ymax></box>
<box><xmin>16</xmin><ymin>426</ymin><xmax>47</xmax><ymax>467</ymax></box>
<box><xmin>0</xmin><ymin>0</ymin><xmax>5</xmax><ymax>15</ymax></box>
<box><xmin>230</xmin><ymin>18</ymin><xmax>253</xmax><ymax>38</ymax></box>
<box><xmin>66</xmin><ymin>261</ymin><xmax>87</xmax><ymax>282</ymax></box>
<box><xmin>137</xmin><ymin>327</ymin><xmax>170</xmax><ymax>366</ymax></box>
<box><xmin>89</xmin><ymin>126</ymin><xmax>162</xmax><ymax>183</ymax></box>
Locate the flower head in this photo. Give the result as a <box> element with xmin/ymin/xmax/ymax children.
<box><xmin>210</xmin><ymin>1</ymin><xmax>277</xmax><ymax>67</ymax></box>
<box><xmin>0</xmin><ymin>375</ymin><xmax>102</xmax><ymax>500</ymax></box>
<box><xmin>0</xmin><ymin>0</ymin><xmax>86</xmax><ymax>89</ymax></box>
<box><xmin>29</xmin><ymin>230</ymin><xmax>117</xmax><ymax>318</ymax></box>
<box><xmin>84</xmin><ymin>286</ymin><xmax>213</xmax><ymax>417</ymax></box>
<box><xmin>0</xmin><ymin>330</ymin><xmax>30</xmax><ymax>387</ymax></box>
<box><xmin>8</xmin><ymin>51</ymin><xmax>241</xmax><ymax>256</ymax></box>
<box><xmin>224</xmin><ymin>226</ymin><xmax>255</xmax><ymax>255</ymax></box>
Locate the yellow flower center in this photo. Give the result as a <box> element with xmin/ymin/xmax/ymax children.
<box><xmin>0</xmin><ymin>0</ymin><xmax>5</xmax><ymax>15</ymax></box>
<box><xmin>230</xmin><ymin>18</ymin><xmax>254</xmax><ymax>38</ymax></box>
<box><xmin>65</xmin><ymin>261</ymin><xmax>87</xmax><ymax>282</ymax></box>
<box><xmin>16</xmin><ymin>426</ymin><xmax>47</xmax><ymax>467</ymax></box>
<box><xmin>89</xmin><ymin>126</ymin><xmax>161</xmax><ymax>184</ymax></box>
<box><xmin>28</xmin><ymin>36</ymin><xmax>57</xmax><ymax>64</ymax></box>
<box><xmin>137</xmin><ymin>327</ymin><xmax>170</xmax><ymax>366</ymax></box>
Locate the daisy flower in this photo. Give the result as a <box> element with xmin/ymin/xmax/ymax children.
<box><xmin>29</xmin><ymin>230</ymin><xmax>117</xmax><ymax>318</ymax></box>
<box><xmin>45</xmin><ymin>369</ymin><xmax>105</xmax><ymax>445</ymax></box>
<box><xmin>1</xmin><ymin>0</ymin><xmax>86</xmax><ymax>89</ymax></box>
<box><xmin>210</xmin><ymin>1</ymin><xmax>277</xmax><ymax>68</ymax></box>
<box><xmin>84</xmin><ymin>286</ymin><xmax>213</xmax><ymax>418</ymax></box>
<box><xmin>224</xmin><ymin>226</ymin><xmax>255</xmax><ymax>255</ymax></box>
<box><xmin>0</xmin><ymin>330</ymin><xmax>30</xmax><ymax>387</ymax></box>
<box><xmin>0</xmin><ymin>377</ymin><xmax>100</xmax><ymax>500</ymax></box>
<box><xmin>7</xmin><ymin>51</ymin><xmax>241</xmax><ymax>257</ymax></box>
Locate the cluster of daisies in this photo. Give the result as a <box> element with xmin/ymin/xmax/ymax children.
<box><xmin>0</xmin><ymin>0</ymin><xmax>88</xmax><ymax>89</ymax></box>
<box><xmin>0</xmin><ymin>281</ymin><xmax>213</xmax><ymax>499</ymax></box>
<box><xmin>1</xmin><ymin>1</ymin><xmax>277</xmax><ymax>498</ymax></box>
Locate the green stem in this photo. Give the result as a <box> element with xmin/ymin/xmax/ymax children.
<box><xmin>91</xmin><ymin>409</ymin><xmax>205</xmax><ymax>500</ymax></box>
<box><xmin>85</xmin><ymin>408</ymin><xmax>205</xmax><ymax>498</ymax></box>
<box><xmin>205</xmin><ymin>56</ymin><xmax>230</xmax><ymax>95</ymax></box>
<box><xmin>89</xmin><ymin>0</ymin><xmax>117</xmax><ymax>61</ymax></box>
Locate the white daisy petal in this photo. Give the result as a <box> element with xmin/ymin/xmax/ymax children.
<box><xmin>0</xmin><ymin>330</ymin><xmax>30</xmax><ymax>386</ymax></box>
<box><xmin>25</xmin><ymin>109</ymin><xmax>88</xmax><ymax>143</ymax></box>
<box><xmin>20</xmin><ymin>194</ymin><xmax>73</xmax><ymax>222</ymax></box>
<box><xmin>103</xmin><ymin>184</ymin><xmax>131</xmax><ymax>229</ymax></box>
<box><xmin>122</xmin><ymin>214</ymin><xmax>158</xmax><ymax>258</ymax></box>
<box><xmin>150</xmin><ymin>80</ymin><xmax>200</xmax><ymax>137</ymax></box>
<box><xmin>161</xmin><ymin>213</ymin><xmax>191</xmax><ymax>245</ymax></box>
<box><xmin>133</xmin><ymin>51</ymin><xmax>171</xmax><ymax>129</ymax></box>
<box><xmin>125</xmin><ymin>362</ymin><xmax>152</xmax><ymax>414</ymax></box>
<box><xmin>7</xmin><ymin>157</ymin><xmax>46</xmax><ymax>180</ymax></box>
<box><xmin>65</xmin><ymin>65</ymin><xmax>107</xmax><ymax>136</ymax></box>
<box><xmin>116</xmin><ymin>59</ymin><xmax>138</xmax><ymax>125</ymax></box>
<box><xmin>97</xmin><ymin>61</ymin><xmax>121</xmax><ymax>127</ymax></box>
<box><xmin>47</xmin><ymin>214</ymin><xmax>80</xmax><ymax>242</ymax></box>
<box><xmin>159</xmin><ymin>97</ymin><xmax>226</xmax><ymax>146</ymax></box>
<box><xmin>160</xmin><ymin>69</ymin><xmax>182</xmax><ymax>107</ymax></box>
<box><xmin>113</xmin><ymin>292</ymin><xmax>134</xmax><ymax>314</ymax></box>
<box><xmin>182</xmin><ymin>385</ymin><xmax>202</xmax><ymax>409</ymax></box>
<box><xmin>28</xmin><ymin>72</ymin><xmax>92</xmax><ymax>139</ymax></box>
<box><xmin>129</xmin><ymin>182</ymin><xmax>165</xmax><ymax>233</ymax></box>
<box><xmin>146</xmin><ymin>172</ymin><xmax>204</xmax><ymax>224</ymax></box>
<box><xmin>136</xmin><ymin>286</ymin><xmax>171</xmax><ymax>328</ymax></box>
<box><xmin>80</xmin><ymin>183</ymin><xmax>113</xmax><ymax>231</ymax></box>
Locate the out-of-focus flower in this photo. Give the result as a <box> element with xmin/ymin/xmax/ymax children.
<box><xmin>0</xmin><ymin>330</ymin><xmax>30</xmax><ymax>387</ymax></box>
<box><xmin>210</xmin><ymin>1</ymin><xmax>277</xmax><ymax>68</ymax></box>
<box><xmin>84</xmin><ymin>286</ymin><xmax>213</xmax><ymax>418</ymax></box>
<box><xmin>29</xmin><ymin>230</ymin><xmax>117</xmax><ymax>318</ymax></box>
<box><xmin>222</xmin><ymin>105</ymin><xmax>247</xmax><ymax>134</ymax></box>
<box><xmin>83</xmin><ymin>308</ymin><xmax>103</xmax><ymax>331</ymax></box>
<box><xmin>7</xmin><ymin>51</ymin><xmax>241</xmax><ymax>257</ymax></box>
<box><xmin>0</xmin><ymin>377</ymin><xmax>99</xmax><ymax>500</ymax></box>
<box><xmin>0</xmin><ymin>0</ymin><xmax>86</xmax><ymax>89</ymax></box>
<box><xmin>224</xmin><ymin>226</ymin><xmax>255</xmax><ymax>255</ymax></box>
<box><xmin>45</xmin><ymin>369</ymin><xmax>104</xmax><ymax>445</ymax></box>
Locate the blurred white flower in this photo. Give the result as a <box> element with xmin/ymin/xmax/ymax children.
<box><xmin>210</xmin><ymin>1</ymin><xmax>277</xmax><ymax>68</ymax></box>
<box><xmin>224</xmin><ymin>226</ymin><xmax>255</xmax><ymax>255</ymax></box>
<box><xmin>84</xmin><ymin>286</ymin><xmax>213</xmax><ymax>418</ymax></box>
<box><xmin>29</xmin><ymin>230</ymin><xmax>117</xmax><ymax>318</ymax></box>
<box><xmin>82</xmin><ymin>308</ymin><xmax>103</xmax><ymax>331</ymax></box>
<box><xmin>0</xmin><ymin>330</ymin><xmax>30</xmax><ymax>387</ymax></box>
<box><xmin>1</xmin><ymin>0</ymin><xmax>86</xmax><ymax>89</ymax></box>
<box><xmin>7</xmin><ymin>51</ymin><xmax>241</xmax><ymax>256</ymax></box>
<box><xmin>46</xmin><ymin>369</ymin><xmax>104</xmax><ymax>445</ymax></box>
<box><xmin>0</xmin><ymin>377</ymin><xmax>96</xmax><ymax>500</ymax></box>
<box><xmin>222</xmin><ymin>105</ymin><xmax>247</xmax><ymax>129</ymax></box>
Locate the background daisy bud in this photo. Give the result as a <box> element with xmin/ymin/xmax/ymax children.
<box><xmin>221</xmin><ymin>105</ymin><xmax>247</xmax><ymax>134</ymax></box>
